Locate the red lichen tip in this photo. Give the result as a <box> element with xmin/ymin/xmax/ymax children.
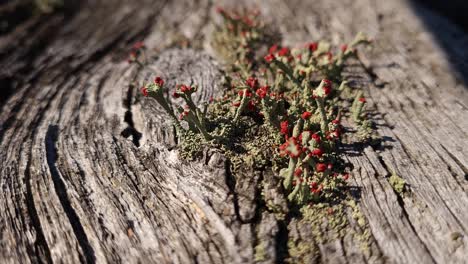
<box><xmin>133</xmin><ymin>41</ymin><xmax>145</xmax><ymax>50</ymax></box>
<box><xmin>141</xmin><ymin>86</ymin><xmax>148</xmax><ymax>97</ymax></box>
<box><xmin>278</xmin><ymin>47</ymin><xmax>290</xmax><ymax>57</ymax></box>
<box><xmin>245</xmin><ymin>76</ymin><xmax>259</xmax><ymax>89</ymax></box>
<box><xmin>308</xmin><ymin>42</ymin><xmax>318</xmax><ymax>52</ymax></box>
<box><xmin>301</xmin><ymin>111</ymin><xmax>312</xmax><ymax>120</ymax></box>
<box><xmin>280</xmin><ymin>120</ymin><xmax>289</xmax><ymax>135</ymax></box>
<box><xmin>311</xmin><ymin>148</ymin><xmax>323</xmax><ymax>157</ymax></box>
<box><xmin>340</xmin><ymin>44</ymin><xmax>348</xmax><ymax>53</ymax></box>
<box><xmin>256</xmin><ymin>86</ymin><xmax>269</xmax><ymax>99</ymax></box>
<box><xmin>323</xmin><ymin>79</ymin><xmax>332</xmax><ymax>87</ymax></box>
<box><xmin>316</xmin><ymin>163</ymin><xmax>327</xmax><ymax>173</ymax></box>
<box><xmin>311</xmin><ymin>133</ymin><xmax>321</xmax><ymax>142</ymax></box>
<box><xmin>154</xmin><ymin>77</ymin><xmax>165</xmax><ymax>87</ymax></box>
<box><xmin>180</xmin><ymin>84</ymin><xmax>192</xmax><ymax>93</ymax></box>
<box><xmin>264</xmin><ymin>53</ymin><xmax>275</xmax><ymax>63</ymax></box>
<box><xmin>215</xmin><ymin>6</ymin><xmax>225</xmax><ymax>14</ymax></box>
<box><xmin>294</xmin><ymin>168</ymin><xmax>303</xmax><ymax>177</ymax></box>
<box><xmin>269</xmin><ymin>44</ymin><xmax>278</xmax><ymax>54</ymax></box>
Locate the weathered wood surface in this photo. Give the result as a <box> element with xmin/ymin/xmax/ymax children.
<box><xmin>0</xmin><ymin>0</ymin><xmax>467</xmax><ymax>263</ymax></box>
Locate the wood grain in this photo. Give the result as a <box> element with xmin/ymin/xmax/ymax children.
<box><xmin>0</xmin><ymin>0</ymin><xmax>467</xmax><ymax>263</ymax></box>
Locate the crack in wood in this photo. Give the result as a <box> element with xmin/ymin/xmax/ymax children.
<box><xmin>45</xmin><ymin>125</ymin><xmax>96</xmax><ymax>263</ymax></box>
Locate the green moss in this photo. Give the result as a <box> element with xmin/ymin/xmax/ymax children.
<box><xmin>389</xmin><ymin>172</ymin><xmax>406</xmax><ymax>194</ymax></box>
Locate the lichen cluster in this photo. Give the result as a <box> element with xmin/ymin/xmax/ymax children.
<box><xmin>128</xmin><ymin>6</ymin><xmax>384</xmax><ymax>262</ymax></box>
<box><xmin>133</xmin><ymin>7</ymin><xmax>379</xmax><ymax>260</ymax></box>
<box><xmin>136</xmin><ymin>7</ymin><xmax>374</xmax><ymax>207</ymax></box>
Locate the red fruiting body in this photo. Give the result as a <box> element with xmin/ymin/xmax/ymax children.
<box><xmin>133</xmin><ymin>41</ymin><xmax>145</xmax><ymax>50</ymax></box>
<box><xmin>247</xmin><ymin>100</ymin><xmax>256</xmax><ymax>111</ymax></box>
<box><xmin>308</xmin><ymin>42</ymin><xmax>318</xmax><ymax>52</ymax></box>
<box><xmin>333</xmin><ymin>130</ymin><xmax>340</xmax><ymax>138</ymax></box>
<box><xmin>278</xmin><ymin>47</ymin><xmax>289</xmax><ymax>57</ymax></box>
<box><xmin>264</xmin><ymin>53</ymin><xmax>275</xmax><ymax>62</ymax></box>
<box><xmin>243</xmin><ymin>17</ymin><xmax>254</xmax><ymax>27</ymax></box>
<box><xmin>172</xmin><ymin>91</ymin><xmax>180</xmax><ymax>98</ymax></box>
<box><xmin>340</xmin><ymin>44</ymin><xmax>348</xmax><ymax>53</ymax></box>
<box><xmin>301</xmin><ymin>111</ymin><xmax>312</xmax><ymax>120</ymax></box>
<box><xmin>343</xmin><ymin>174</ymin><xmax>349</xmax><ymax>180</ymax></box>
<box><xmin>232</xmin><ymin>101</ymin><xmax>241</xmax><ymax>107</ymax></box>
<box><xmin>215</xmin><ymin>6</ymin><xmax>225</xmax><ymax>14</ymax></box>
<box><xmin>310</xmin><ymin>185</ymin><xmax>321</xmax><ymax>194</ymax></box>
<box><xmin>154</xmin><ymin>77</ymin><xmax>164</xmax><ymax>87</ymax></box>
<box><xmin>279</xmin><ymin>142</ymin><xmax>288</xmax><ymax>151</ymax></box>
<box><xmin>310</xmin><ymin>148</ymin><xmax>323</xmax><ymax>157</ymax></box>
<box><xmin>321</xmin><ymin>79</ymin><xmax>332</xmax><ymax>95</ymax></box>
<box><xmin>256</xmin><ymin>86</ymin><xmax>269</xmax><ymax>99</ymax></box>
<box><xmin>239</xmin><ymin>90</ymin><xmax>253</xmax><ymax>97</ymax></box>
<box><xmin>141</xmin><ymin>87</ymin><xmax>148</xmax><ymax>97</ymax></box>
<box><xmin>311</xmin><ymin>133</ymin><xmax>321</xmax><ymax>142</ymax></box>
<box><xmin>294</xmin><ymin>168</ymin><xmax>303</xmax><ymax>177</ymax></box>
<box><xmin>246</xmin><ymin>76</ymin><xmax>258</xmax><ymax>89</ymax></box>
<box><xmin>280</xmin><ymin>121</ymin><xmax>289</xmax><ymax>135</ymax></box>
<box><xmin>180</xmin><ymin>85</ymin><xmax>191</xmax><ymax>93</ymax></box>
<box><xmin>178</xmin><ymin>111</ymin><xmax>189</xmax><ymax>120</ymax></box>
<box><xmin>359</xmin><ymin>97</ymin><xmax>366</xmax><ymax>103</ymax></box>
<box><xmin>269</xmin><ymin>45</ymin><xmax>278</xmax><ymax>54</ymax></box>
<box><xmin>331</xmin><ymin>119</ymin><xmax>340</xmax><ymax>125</ymax></box>
<box><xmin>251</xmin><ymin>9</ymin><xmax>260</xmax><ymax>16</ymax></box>
<box><xmin>316</xmin><ymin>163</ymin><xmax>327</xmax><ymax>172</ymax></box>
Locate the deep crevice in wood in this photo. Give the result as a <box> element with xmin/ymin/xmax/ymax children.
<box><xmin>45</xmin><ymin>125</ymin><xmax>96</xmax><ymax>263</ymax></box>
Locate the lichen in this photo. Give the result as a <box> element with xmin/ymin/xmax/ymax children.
<box><xmin>135</xmin><ymin>7</ymin><xmax>380</xmax><ymax>261</ymax></box>
<box><xmin>34</xmin><ymin>0</ymin><xmax>63</xmax><ymax>13</ymax></box>
<box><xmin>389</xmin><ymin>172</ymin><xmax>407</xmax><ymax>194</ymax></box>
<box><xmin>450</xmin><ymin>232</ymin><xmax>462</xmax><ymax>241</ymax></box>
<box><xmin>347</xmin><ymin>199</ymin><xmax>372</xmax><ymax>253</ymax></box>
<box><xmin>254</xmin><ymin>242</ymin><xmax>267</xmax><ymax>262</ymax></box>
<box><xmin>287</xmin><ymin>239</ymin><xmax>317</xmax><ymax>264</ymax></box>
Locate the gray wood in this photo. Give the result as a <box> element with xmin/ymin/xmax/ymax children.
<box><xmin>0</xmin><ymin>0</ymin><xmax>467</xmax><ymax>263</ymax></box>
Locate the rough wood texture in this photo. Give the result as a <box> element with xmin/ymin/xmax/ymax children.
<box><xmin>0</xmin><ymin>0</ymin><xmax>467</xmax><ymax>263</ymax></box>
